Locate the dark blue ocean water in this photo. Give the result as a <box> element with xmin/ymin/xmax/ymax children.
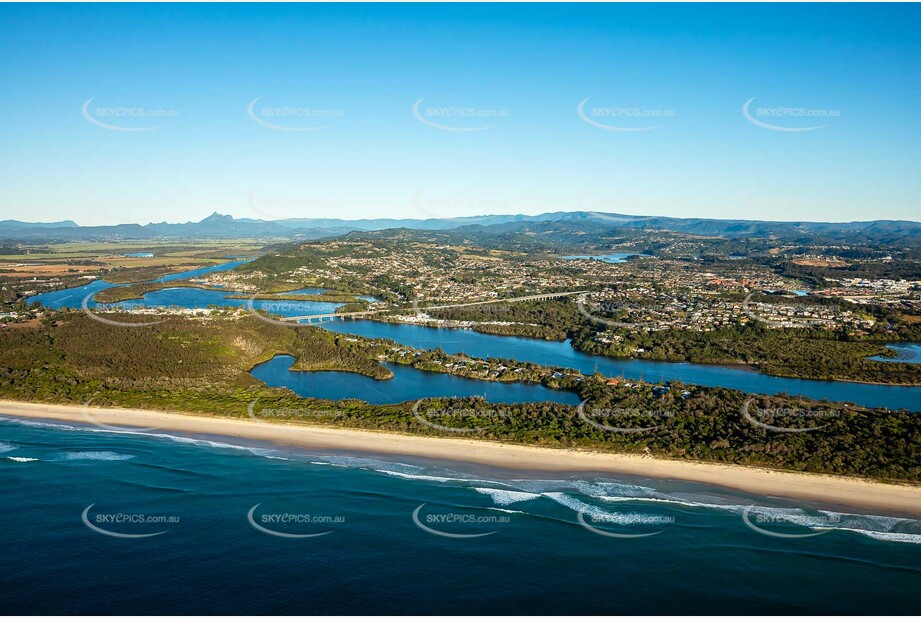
<box><xmin>1</xmin><ymin>416</ymin><xmax>919</xmax><ymax>615</ymax></box>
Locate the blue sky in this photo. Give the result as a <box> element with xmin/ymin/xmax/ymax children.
<box><xmin>0</xmin><ymin>3</ymin><xmax>918</xmax><ymax>225</ymax></box>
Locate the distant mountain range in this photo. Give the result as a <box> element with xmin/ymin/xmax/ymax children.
<box><xmin>0</xmin><ymin>213</ymin><xmax>331</xmax><ymax>241</ymax></box>
<box><xmin>0</xmin><ymin>219</ymin><xmax>79</xmax><ymax>229</ymax></box>
<box><xmin>258</xmin><ymin>212</ymin><xmax>577</xmax><ymax>231</ymax></box>
<box><xmin>1</xmin><ymin>211</ymin><xmax>920</xmax><ymax>245</ymax></box>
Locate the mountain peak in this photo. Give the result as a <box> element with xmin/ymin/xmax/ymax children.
<box><xmin>200</xmin><ymin>212</ymin><xmax>233</xmax><ymax>223</ymax></box>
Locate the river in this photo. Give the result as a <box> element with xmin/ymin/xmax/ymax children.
<box><xmin>316</xmin><ymin>320</ymin><xmax>921</xmax><ymax>410</ymax></box>
<box><xmin>26</xmin><ymin>260</ymin><xmax>921</xmax><ymax>410</ymax></box>
<box><xmin>250</xmin><ymin>355</ymin><xmax>581</xmax><ymax>405</ymax></box>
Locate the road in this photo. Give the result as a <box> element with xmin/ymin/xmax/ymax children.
<box><xmin>282</xmin><ymin>290</ymin><xmax>588</xmax><ymax>322</ymax></box>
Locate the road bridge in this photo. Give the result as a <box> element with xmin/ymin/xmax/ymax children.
<box><xmin>280</xmin><ymin>290</ymin><xmax>588</xmax><ymax>322</ymax></box>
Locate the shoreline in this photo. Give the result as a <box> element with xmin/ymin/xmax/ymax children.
<box><xmin>2</xmin><ymin>399</ymin><xmax>921</xmax><ymax>517</ymax></box>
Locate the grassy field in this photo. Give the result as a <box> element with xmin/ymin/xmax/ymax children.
<box><xmin>0</xmin><ymin>240</ymin><xmax>268</xmax><ymax>303</ymax></box>
<box><xmin>0</xmin><ymin>239</ymin><xmax>267</xmax><ymax>261</ymax></box>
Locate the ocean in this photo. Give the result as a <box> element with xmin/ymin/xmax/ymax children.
<box><xmin>1</xmin><ymin>416</ymin><xmax>919</xmax><ymax>615</ymax></box>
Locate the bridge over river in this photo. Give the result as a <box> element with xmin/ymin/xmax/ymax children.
<box><xmin>282</xmin><ymin>290</ymin><xmax>588</xmax><ymax>323</ymax></box>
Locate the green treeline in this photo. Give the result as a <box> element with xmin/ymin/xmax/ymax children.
<box><xmin>571</xmin><ymin>323</ymin><xmax>921</xmax><ymax>385</ymax></box>
<box><xmin>224</xmin><ymin>292</ymin><xmax>365</xmax><ymax>304</ymax></box>
<box><xmin>424</xmin><ymin>299</ymin><xmax>577</xmax><ymax>340</ymax></box>
<box><xmin>92</xmin><ymin>282</ymin><xmax>224</xmax><ymax>303</ymax></box>
<box><xmin>0</xmin><ymin>313</ymin><xmax>918</xmax><ymax>482</ymax></box>
<box><xmin>471</xmin><ymin>323</ymin><xmax>567</xmax><ymax>340</ymax></box>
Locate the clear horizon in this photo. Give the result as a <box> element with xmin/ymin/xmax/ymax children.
<box><xmin>1</xmin><ymin>3</ymin><xmax>919</xmax><ymax>226</ymax></box>
<box><xmin>4</xmin><ymin>208</ymin><xmax>921</xmax><ymax>227</ymax></box>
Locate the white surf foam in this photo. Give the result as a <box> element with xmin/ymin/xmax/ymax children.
<box><xmin>598</xmin><ymin>495</ymin><xmax>921</xmax><ymax>543</ymax></box>
<box><xmin>58</xmin><ymin>451</ymin><xmax>135</xmax><ymax>461</ymax></box>
<box><xmin>542</xmin><ymin>492</ymin><xmax>673</xmax><ymax>526</ymax></box>
<box><xmin>487</xmin><ymin>507</ymin><xmax>527</xmax><ymax>515</ymax></box>
<box><xmin>844</xmin><ymin>529</ymin><xmax>921</xmax><ymax>545</ymax></box>
<box><xmin>5</xmin><ymin>412</ymin><xmax>920</xmax><ymax>543</ymax></box>
<box><xmin>600</xmin><ymin>495</ymin><xmax>741</xmax><ymax>512</ymax></box>
<box><xmin>0</xmin><ymin>416</ymin><xmax>281</xmax><ymax>457</ymax></box>
<box><xmin>1</xmin><ymin>418</ymin><xmax>78</xmax><ymax>431</ymax></box>
<box><xmin>377</xmin><ymin>469</ymin><xmax>471</xmax><ymax>483</ymax></box>
<box><xmin>473</xmin><ymin>487</ymin><xmax>541</xmax><ymax>506</ymax></box>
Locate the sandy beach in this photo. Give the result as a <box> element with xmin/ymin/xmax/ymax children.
<box><xmin>3</xmin><ymin>399</ymin><xmax>920</xmax><ymax>517</ymax></box>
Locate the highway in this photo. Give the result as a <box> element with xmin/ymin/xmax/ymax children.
<box><xmin>281</xmin><ymin>290</ymin><xmax>588</xmax><ymax>322</ymax></box>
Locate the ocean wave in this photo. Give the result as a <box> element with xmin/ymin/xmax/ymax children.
<box><xmin>471</xmin><ymin>480</ymin><xmax>921</xmax><ymax>544</ymax></box>
<box><xmin>473</xmin><ymin>487</ymin><xmax>541</xmax><ymax>506</ymax></box>
<box><xmin>844</xmin><ymin>529</ymin><xmax>921</xmax><ymax>545</ymax></box>
<box><xmin>5</xmin><ymin>414</ymin><xmax>920</xmax><ymax>544</ymax></box>
<box><xmin>599</xmin><ymin>493</ymin><xmax>921</xmax><ymax>544</ymax></box>
<box><xmin>541</xmin><ymin>492</ymin><xmax>618</xmax><ymax>520</ymax></box>
<box><xmin>817</xmin><ymin>508</ymin><xmax>913</xmax><ymax>529</ymax></box>
<box><xmin>600</xmin><ymin>494</ymin><xmax>740</xmax><ymax>512</ymax></box>
<box><xmin>1</xmin><ymin>416</ymin><xmax>282</xmax><ymax>458</ymax></box>
<box><xmin>111</xmin><ymin>431</ymin><xmax>280</xmax><ymax>457</ymax></box>
<box><xmin>810</xmin><ymin>509</ymin><xmax>921</xmax><ymax>544</ymax></box>
<box><xmin>273</xmin><ymin>461</ymin><xmax>906</xmax><ymax>546</ymax></box>
<box><xmin>376</xmin><ymin>469</ymin><xmax>477</xmax><ymax>483</ymax></box>
<box><xmin>737</xmin><ymin>503</ymin><xmax>920</xmax><ymax>544</ymax></box>
<box><xmin>503</xmin><ymin>478</ymin><xmax>661</xmax><ymax>500</ymax></box>
<box><xmin>585</xmin><ymin>480</ymin><xmax>663</xmax><ymax>499</ymax></box>
<box><xmin>487</xmin><ymin>507</ymin><xmax>527</xmax><ymax>515</ymax></box>
<box><xmin>542</xmin><ymin>492</ymin><xmax>673</xmax><ymax>526</ymax></box>
<box><xmin>305</xmin><ymin>455</ymin><xmax>513</xmax><ymax>487</ymax></box>
<box><xmin>58</xmin><ymin>451</ymin><xmax>135</xmax><ymax>461</ymax></box>
<box><xmin>0</xmin><ymin>417</ymin><xmax>79</xmax><ymax>431</ymax></box>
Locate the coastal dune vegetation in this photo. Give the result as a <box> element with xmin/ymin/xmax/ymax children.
<box><xmin>0</xmin><ymin>311</ymin><xmax>918</xmax><ymax>482</ymax></box>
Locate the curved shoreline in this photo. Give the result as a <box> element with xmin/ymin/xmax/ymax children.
<box><xmin>2</xmin><ymin>399</ymin><xmax>920</xmax><ymax>518</ymax></box>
